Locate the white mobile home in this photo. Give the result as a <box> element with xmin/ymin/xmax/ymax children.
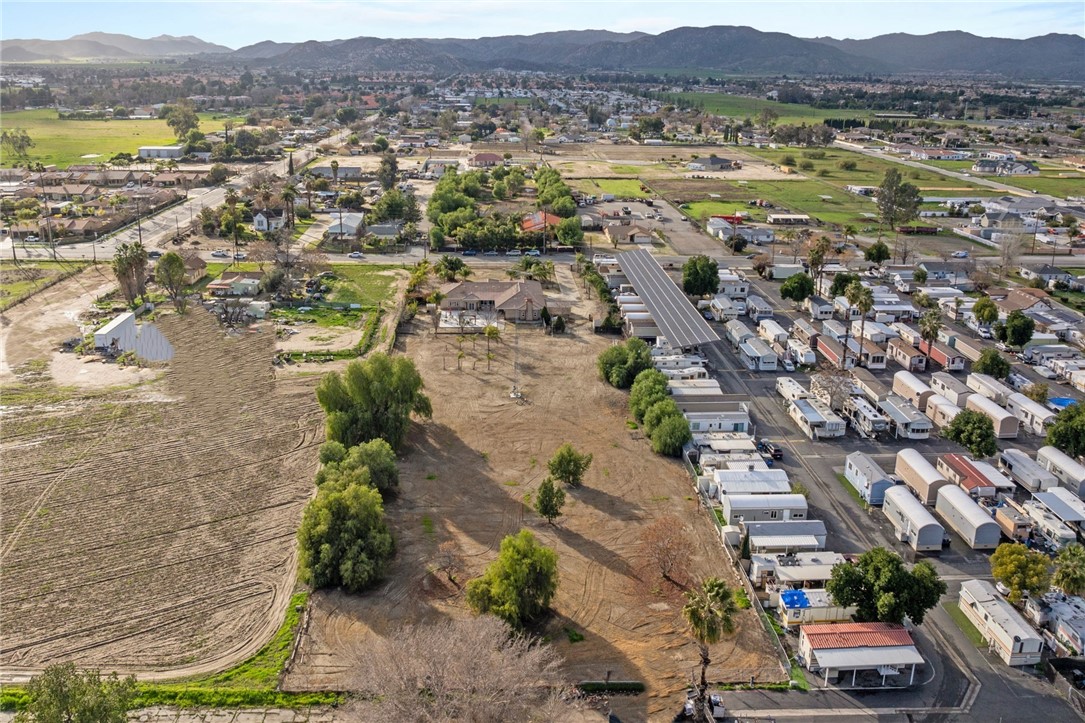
<box><xmin>851</xmin><ymin>320</ymin><xmax>889</xmax><ymax>344</ymax></box>
<box><xmin>725</xmin><ymin>319</ymin><xmax>755</xmax><ymax>349</ymax></box>
<box><xmin>924</xmin><ymin>394</ymin><xmax>962</xmax><ymax>429</ymax></box>
<box><xmin>709</xmin><ymin>295</ymin><xmax>738</xmax><ymax>321</ymax></box>
<box><xmin>739</xmin><ymin>338</ymin><xmax>779</xmax><ymax>371</ymax></box>
<box><xmin>759</xmin><ymin>318</ymin><xmax>789</xmax><ymax>345</ymax></box>
<box><xmin>1020</xmin><ymin>499</ymin><xmax>1077</xmax><ymax>548</ymax></box>
<box><xmin>844</xmin><ymin>452</ymin><xmax>895</xmax><ymax>505</ymax></box>
<box><xmin>843</xmin><ymin>396</ymin><xmax>889</xmax><ymax>437</ymax></box>
<box><xmin>1005</xmin><ymin>393</ymin><xmax>1056</xmax><ymax>436</ymax></box>
<box><xmin>896</xmin><ymin>448</ymin><xmax>948</xmax><ymax>505</ymax></box>
<box><xmin>950</xmin><ymin>335</ymin><xmax>987</xmax><ymax>363</ymax></box>
<box><xmin>965</xmin><ymin>394</ymin><xmax>1020</xmax><ymax>439</ymax></box>
<box><xmin>820</xmin><ymin>319</ymin><xmax>847</xmax><ymax>342</ymax></box>
<box><xmin>850</xmin><ymin>338</ymin><xmax>888</xmax><ymax>370</ymax></box>
<box><xmin>1037</xmin><ymin>446</ymin><xmax>1085</xmax><ymax>497</ymax></box>
<box><xmin>717</xmin><ymin>271</ymin><xmax>750</xmax><ymax>299</ymax></box>
<box><xmin>746</xmin><ymin>295</ymin><xmax>774</xmax><ymax>321</ymax></box>
<box><xmin>715</xmin><ymin>469</ymin><xmax>792</xmax><ymax>499</ymax></box>
<box><xmin>883</xmin><ymin>486</ymin><xmax>945</xmax><ymax>552</ymax></box>
<box><xmin>833</xmin><ymin>296</ymin><xmax>861</xmax><ymax>321</ymax></box>
<box><xmin>719</xmin><ymin>493</ymin><xmax>808</xmax><ymax>525</ymax></box>
<box><xmin>743</xmin><ymin>520</ymin><xmax>828</xmax><ymax>553</ymax></box>
<box><xmin>893</xmin><ymin>371</ymin><xmax>935</xmax><ymax>412</ymax></box>
<box><xmin>750</xmin><ymin>551</ymin><xmax>847</xmax><ymax>596</ymax></box>
<box><xmin>685</xmin><ymin>408</ymin><xmax>751</xmax><ymax>434</ymax></box>
<box><xmin>935</xmin><ymin>485</ymin><xmax>1001</xmax><ymax>550</ymax></box>
<box><xmin>851</xmin><ymin>368</ymin><xmax>890</xmax><ymax>404</ymax></box>
<box><xmin>806</xmin><ymin>296</ymin><xmax>834</xmax><ymax>321</ymax></box>
<box><xmin>787</xmin><ymin>339</ymin><xmax>818</xmax><ymax>365</ymax></box>
<box><xmin>776</xmin><ymin>377</ymin><xmax>810</xmax><ymax>403</ymax></box>
<box><xmin>879</xmin><ymin>396</ymin><xmax>933</xmax><ymax>440</ymax></box>
<box><xmin>789</xmin><ymin>398</ymin><xmax>847</xmax><ymax>440</ymax></box>
<box><xmin>959</xmin><ymin>580</ymin><xmax>1044</xmax><ymax>666</ymax></box>
<box><xmin>887</xmin><ymin>337</ymin><xmax>928</xmax><ymax>372</ymax></box>
<box><xmin>966</xmin><ymin>373</ymin><xmax>1015</xmax><ymax>407</ymax></box>
<box><xmin>930</xmin><ymin>372</ymin><xmax>973</xmax><ymax>408</ymax></box>
<box><xmin>893</xmin><ymin>323</ymin><xmax>922</xmax><ymax>347</ymax></box>
<box><xmin>998</xmin><ymin>449</ymin><xmax>1058</xmax><ymax>492</ymax></box>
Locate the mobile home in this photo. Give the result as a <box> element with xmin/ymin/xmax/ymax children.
<box><xmin>850</xmin><ymin>338</ymin><xmax>888</xmax><ymax>370</ymax></box>
<box><xmin>883</xmin><ymin>486</ymin><xmax>945</xmax><ymax>552</ymax></box>
<box><xmin>806</xmin><ymin>296</ymin><xmax>834</xmax><ymax>321</ymax></box>
<box><xmin>776</xmin><ymin>377</ymin><xmax>810</xmax><ymax>403</ymax></box>
<box><xmin>844</xmin><ymin>452</ymin><xmax>895</xmax><ymax>505</ymax></box>
<box><xmin>879</xmin><ymin>395</ymin><xmax>933</xmax><ymax>440</ymax></box>
<box><xmin>1005</xmin><ymin>393</ymin><xmax>1055</xmax><ymax>436</ymax></box>
<box><xmin>746</xmin><ymin>295</ymin><xmax>774</xmax><ymax>321</ymax></box>
<box><xmin>918</xmin><ymin>339</ymin><xmax>966</xmax><ymax>371</ymax></box>
<box><xmin>789</xmin><ymin>398</ymin><xmax>847</xmax><ymax>440</ymax></box>
<box><xmin>719</xmin><ymin>493</ymin><xmax>808</xmax><ymax>525</ymax></box>
<box><xmin>998</xmin><ymin>449</ymin><xmax>1058</xmax><ymax>492</ymax></box>
<box><xmin>887</xmin><ymin>337</ymin><xmax>927</xmax><ymax>372</ymax></box>
<box><xmin>936</xmin><ymin>453</ymin><xmax>1013</xmax><ymax>498</ymax></box>
<box><xmin>959</xmin><ymin>580</ymin><xmax>1044</xmax><ymax>666</ymax></box>
<box><xmin>759</xmin><ymin>318</ymin><xmax>789</xmax><ymax>345</ymax></box>
<box><xmin>893</xmin><ymin>370</ymin><xmax>935</xmax><ymax>412</ymax></box>
<box><xmin>995</xmin><ymin>505</ymin><xmax>1032</xmax><ymax>542</ymax></box>
<box><xmin>950</xmin><ymin>336</ymin><xmax>987</xmax><ymax>363</ymax></box>
<box><xmin>935</xmin><ymin>485</ymin><xmax>1001</xmax><ymax>550</ymax></box>
<box><xmin>815</xmin><ymin>336</ymin><xmax>855</xmax><ymax>370</ymax></box>
<box><xmin>724</xmin><ymin>319</ymin><xmax>755</xmax><ymax>349</ymax></box>
<box><xmin>896</xmin><ymin>448</ymin><xmax>948</xmax><ymax>505</ymax></box>
<box><xmin>787</xmin><ymin>339</ymin><xmax>818</xmax><ymax>365</ymax></box>
<box><xmin>893</xmin><ymin>323</ymin><xmax>922</xmax><ymax>347</ymax></box>
<box><xmin>965</xmin><ymin>394</ymin><xmax>1020</xmax><ymax>439</ymax></box>
<box><xmin>791</xmin><ymin>318</ymin><xmax>820</xmax><ymax>348</ymax></box>
<box><xmin>717</xmin><ymin>271</ymin><xmax>750</xmax><ymax>299</ymax></box>
<box><xmin>1037</xmin><ymin>446</ymin><xmax>1085</xmax><ymax>498</ymax></box>
<box><xmin>851</xmin><ymin>368</ymin><xmax>890</xmax><ymax>405</ymax></box>
<box><xmin>924</xmin><ymin>394</ymin><xmax>962</xmax><ymax>429</ymax></box>
<box><xmin>930</xmin><ymin>372</ymin><xmax>973</xmax><ymax>408</ymax></box>
<box><xmin>966</xmin><ymin>373</ymin><xmax>1015</xmax><ymax>406</ymax></box>
<box><xmin>739</xmin><ymin>338</ymin><xmax>779</xmax><ymax>371</ymax></box>
<box><xmin>843</xmin><ymin>396</ymin><xmax>889</xmax><ymax>437</ymax></box>
<box><xmin>709</xmin><ymin>295</ymin><xmax>739</xmax><ymax>321</ymax></box>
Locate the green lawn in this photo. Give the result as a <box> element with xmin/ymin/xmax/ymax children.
<box><xmin>685</xmin><ymin>179</ymin><xmax>882</xmax><ymax>227</ymax></box>
<box><xmin>942</xmin><ymin>602</ymin><xmax>986</xmax><ymax>647</ymax></box>
<box><xmin>667</xmin><ymin>93</ymin><xmax>872</xmax><ymax>126</ymax></box>
<box><xmin>291</xmin><ymin>217</ymin><xmax>316</xmax><ymax>241</ymax></box>
<box><xmin>2</xmin><ymin>109</ymin><xmax>245</xmax><ymax>169</ymax></box>
<box><xmin>570</xmin><ymin>178</ymin><xmax>652</xmax><ymax>198</ymax></box>
<box><xmin>327</xmin><ymin>264</ymin><xmax>397</xmax><ymax>307</ymax></box>
<box><xmin>991</xmin><ymin>174</ymin><xmax>1085</xmax><ymax>199</ymax></box>
<box><xmin>0</xmin><ymin>260</ymin><xmax>92</xmax><ymax>310</ymax></box>
<box><xmin>835</xmin><ymin>473</ymin><xmax>869</xmax><ymax>509</ymax></box>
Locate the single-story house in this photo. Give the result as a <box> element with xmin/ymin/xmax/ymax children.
<box><xmin>182</xmin><ymin>254</ymin><xmax>207</xmax><ymax>285</ymax></box>
<box><xmin>253</xmin><ymin>209</ymin><xmax>286</xmax><ymax>232</ymax></box>
<box><xmin>439</xmin><ymin>280</ymin><xmax>546</xmax><ymax>323</ymax></box>
<box><xmin>604</xmin><ymin>223</ymin><xmax>653</xmax><ymax>244</ymax></box>
<box><xmin>521</xmin><ymin>211</ymin><xmax>563</xmax><ymax>233</ymax></box>
<box><xmin>326</xmin><ymin>212</ymin><xmax>366</xmax><ymax>239</ymax></box>
<box><xmin>367</xmin><ymin>220</ymin><xmax>405</xmax><ymax>240</ymax></box>
<box><xmin>469</xmin><ymin>152</ymin><xmax>503</xmax><ymax>167</ymax></box>
<box><xmin>1020</xmin><ymin>264</ymin><xmax>1072</xmax><ymax>286</ymax></box>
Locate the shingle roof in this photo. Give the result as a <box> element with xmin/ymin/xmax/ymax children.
<box><xmin>802</xmin><ymin>622</ymin><xmax>914</xmax><ymax>650</ymax></box>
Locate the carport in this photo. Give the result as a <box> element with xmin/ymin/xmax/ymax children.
<box><xmin>618</xmin><ymin>249</ymin><xmax>720</xmax><ymax>352</ymax></box>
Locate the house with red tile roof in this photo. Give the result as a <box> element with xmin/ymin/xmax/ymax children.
<box><xmin>798</xmin><ymin>622</ymin><xmax>924</xmax><ymax>688</ymax></box>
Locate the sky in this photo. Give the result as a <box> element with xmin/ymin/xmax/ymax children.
<box><xmin>2</xmin><ymin>0</ymin><xmax>1082</xmax><ymax>47</ymax></box>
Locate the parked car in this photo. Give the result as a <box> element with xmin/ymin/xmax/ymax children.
<box><xmin>148</xmin><ymin>250</ymin><xmax>162</xmax><ymax>259</ymax></box>
<box><xmin>211</xmin><ymin>250</ymin><xmax>229</xmax><ymax>258</ymax></box>
<box><xmin>461</xmin><ymin>249</ymin><xmax>478</xmax><ymax>256</ymax></box>
<box><xmin>234</xmin><ymin>252</ymin><xmax>248</xmax><ymax>260</ymax></box>
<box><xmin>505</xmin><ymin>249</ymin><xmax>521</xmax><ymax>256</ymax></box>
<box><xmin>482</xmin><ymin>250</ymin><xmax>499</xmax><ymax>256</ymax></box>
<box><xmin>757</xmin><ymin>439</ymin><xmax>784</xmax><ymax>460</ymax></box>
<box><xmin>978</xmin><ymin>327</ymin><xmax>992</xmax><ymax>339</ymax></box>
<box><xmin>782</xmin><ymin>359</ymin><xmax>796</xmax><ymax>372</ymax></box>
<box><xmin>525</xmin><ymin>249</ymin><xmax>541</xmax><ymax>257</ymax></box>
<box><xmin>348</xmin><ymin>251</ymin><xmax>364</xmax><ymax>259</ymax></box>
<box><xmin>951</xmin><ymin>250</ymin><xmax>970</xmax><ymax>258</ymax></box>
<box><xmin>24</xmin><ymin>234</ymin><xmax>39</xmax><ymax>243</ymax></box>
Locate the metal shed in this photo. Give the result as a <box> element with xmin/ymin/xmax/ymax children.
<box><xmin>895</xmin><ymin>448</ymin><xmax>948</xmax><ymax>505</ymax></box>
<box><xmin>934</xmin><ymin>485</ymin><xmax>1001</xmax><ymax>550</ymax></box>
<box><xmin>965</xmin><ymin>394</ymin><xmax>1020</xmax><ymax>439</ymax></box>
<box><xmin>883</xmin><ymin>486</ymin><xmax>944</xmax><ymax>552</ymax></box>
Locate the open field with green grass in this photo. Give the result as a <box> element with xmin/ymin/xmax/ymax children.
<box><xmin>0</xmin><ymin>259</ymin><xmax>93</xmax><ymax>310</ymax></box>
<box><xmin>570</xmin><ymin>178</ymin><xmax>651</xmax><ymax>198</ymax></box>
<box><xmin>1</xmin><ymin>109</ymin><xmax>245</xmax><ymax>169</ymax></box>
<box><xmin>685</xmin><ymin>179</ymin><xmax>882</xmax><ymax>227</ymax></box>
<box><xmin>668</xmin><ymin>93</ymin><xmax>872</xmax><ymax>126</ymax></box>
<box><xmin>326</xmin><ymin>263</ymin><xmax>398</xmax><ymax>307</ymax></box>
<box><xmin>993</xmin><ymin>174</ymin><xmax>1085</xmax><ymax>198</ymax></box>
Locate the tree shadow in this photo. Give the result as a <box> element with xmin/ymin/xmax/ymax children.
<box><xmin>571</xmin><ymin>483</ymin><xmax>645</xmax><ymax>522</ymax></box>
<box><xmin>552</xmin><ymin>524</ymin><xmax>640</xmax><ymax>582</ymax></box>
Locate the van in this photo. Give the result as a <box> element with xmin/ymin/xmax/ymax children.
<box><xmin>1007</xmin><ymin>373</ymin><xmax>1031</xmax><ymax>391</ymax></box>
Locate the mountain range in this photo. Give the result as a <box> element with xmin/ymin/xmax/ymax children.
<box><xmin>2</xmin><ymin>28</ymin><xmax>1081</xmax><ymax>81</ymax></box>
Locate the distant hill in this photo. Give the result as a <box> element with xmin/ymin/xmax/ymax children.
<box><xmin>810</xmin><ymin>31</ymin><xmax>1085</xmax><ymax>81</ymax></box>
<box><xmin>0</xmin><ymin>33</ymin><xmax>231</xmax><ymax>61</ymax></box>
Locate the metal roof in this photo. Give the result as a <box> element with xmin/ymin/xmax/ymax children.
<box><xmin>802</xmin><ymin>622</ymin><xmax>915</xmax><ymax>650</ymax></box>
<box><xmin>1035</xmin><ymin>491</ymin><xmax>1085</xmax><ymax>524</ymax></box>
<box><xmin>753</xmin><ymin>535</ymin><xmax>822</xmax><ymax>551</ymax></box>
<box><xmin>618</xmin><ymin>250</ymin><xmax>721</xmax><ymax>350</ymax></box>
<box><xmin>813</xmin><ymin>646</ymin><xmax>924</xmax><ymax>670</ymax></box>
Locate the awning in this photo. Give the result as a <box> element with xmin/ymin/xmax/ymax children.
<box><xmin>750</xmin><ymin>535</ymin><xmax>821</xmax><ymax>550</ymax></box>
<box><xmin>813</xmin><ymin>646</ymin><xmax>924</xmax><ymax>671</ymax></box>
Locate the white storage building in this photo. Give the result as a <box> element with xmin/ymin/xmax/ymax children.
<box><xmin>883</xmin><ymin>486</ymin><xmax>945</xmax><ymax>552</ymax></box>
<box><xmin>934</xmin><ymin>485</ymin><xmax>1001</xmax><ymax>550</ymax></box>
<box><xmin>959</xmin><ymin>579</ymin><xmax>1043</xmax><ymax>666</ymax></box>
<box><xmin>895</xmin><ymin>448</ymin><xmax>948</xmax><ymax>505</ymax></box>
<box><xmin>998</xmin><ymin>449</ymin><xmax>1058</xmax><ymax>492</ymax></box>
<box><xmin>930</xmin><ymin>372</ymin><xmax>973</xmax><ymax>408</ymax></box>
<box><xmin>965</xmin><ymin>394</ymin><xmax>1020</xmax><ymax>439</ymax></box>
<box><xmin>844</xmin><ymin>452</ymin><xmax>895</xmax><ymax>506</ymax></box>
<box><xmin>1037</xmin><ymin>446</ymin><xmax>1085</xmax><ymax>498</ymax></box>
<box><xmin>966</xmin><ymin>373</ymin><xmax>1015</xmax><ymax>406</ymax></box>
<box><xmin>924</xmin><ymin>394</ymin><xmax>962</xmax><ymax>429</ymax></box>
<box><xmin>1005</xmin><ymin>392</ymin><xmax>1056</xmax><ymax>436</ymax></box>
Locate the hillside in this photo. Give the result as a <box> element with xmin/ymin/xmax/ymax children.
<box><xmin>0</xmin><ymin>33</ymin><xmax>231</xmax><ymax>61</ymax></box>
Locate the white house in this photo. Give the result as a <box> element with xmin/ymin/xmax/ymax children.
<box><xmin>252</xmin><ymin>209</ymin><xmax>285</xmax><ymax>232</ymax></box>
<box><xmin>326</xmin><ymin>212</ymin><xmax>366</xmax><ymax>239</ymax></box>
<box><xmin>959</xmin><ymin>580</ymin><xmax>1043</xmax><ymax>666</ymax></box>
<box><xmin>138</xmin><ymin>145</ymin><xmax>184</xmax><ymax>159</ymax></box>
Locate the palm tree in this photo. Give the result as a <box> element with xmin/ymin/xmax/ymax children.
<box><xmin>1054</xmin><ymin>543</ymin><xmax>1085</xmax><ymax>596</ymax></box>
<box><xmin>919</xmin><ymin>308</ymin><xmax>943</xmax><ymax>366</ymax></box>
<box><xmin>484</xmin><ymin>324</ymin><xmax>501</xmax><ymax>354</ymax></box>
<box><xmin>682</xmin><ymin>578</ymin><xmax>737</xmax><ymax>722</ymax></box>
<box><xmin>842</xmin><ymin>224</ymin><xmax>858</xmax><ymax>248</ymax></box>
<box><xmin>330</xmin><ymin>159</ymin><xmax>340</xmax><ymax>188</ymax></box>
<box><xmin>280</xmin><ymin>183</ymin><xmax>297</xmax><ymax>228</ymax></box>
<box><xmin>846</xmin><ymin>281</ymin><xmax>874</xmax><ymax>370</ymax></box>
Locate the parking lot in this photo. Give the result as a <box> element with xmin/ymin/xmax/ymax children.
<box><xmin>588</xmin><ymin>198</ymin><xmax>734</xmax><ymax>256</ymax></box>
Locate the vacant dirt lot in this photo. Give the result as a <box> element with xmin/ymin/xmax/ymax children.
<box><xmin>284</xmin><ymin>273</ymin><xmax>783</xmax><ymax>719</ymax></box>
<box><xmin>1</xmin><ymin>310</ymin><xmax>322</xmax><ymax>678</ymax></box>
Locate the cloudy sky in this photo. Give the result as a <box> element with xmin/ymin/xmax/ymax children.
<box><xmin>3</xmin><ymin>0</ymin><xmax>1082</xmax><ymax>47</ymax></box>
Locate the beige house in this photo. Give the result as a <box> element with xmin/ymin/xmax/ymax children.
<box><xmin>439</xmin><ymin>280</ymin><xmax>545</xmax><ymax>322</ymax></box>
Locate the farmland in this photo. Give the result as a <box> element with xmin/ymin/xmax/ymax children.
<box><xmin>666</xmin><ymin>93</ymin><xmax>872</xmax><ymax>126</ymax></box>
<box><xmin>283</xmin><ymin>267</ymin><xmax>783</xmax><ymax>720</ymax></box>
<box><xmin>1</xmin><ymin>109</ymin><xmax>244</xmax><ymax>169</ymax></box>
<box><xmin>569</xmin><ymin>178</ymin><xmax>651</xmax><ymax>198</ymax></box>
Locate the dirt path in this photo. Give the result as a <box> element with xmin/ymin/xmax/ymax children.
<box><xmin>284</xmin><ymin>311</ymin><xmax>783</xmax><ymax>719</ymax></box>
<box><xmin>1</xmin><ymin>313</ymin><xmax>322</xmax><ymax>681</ymax></box>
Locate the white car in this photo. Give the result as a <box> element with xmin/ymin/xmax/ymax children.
<box><xmin>505</xmin><ymin>249</ymin><xmax>521</xmax><ymax>257</ymax></box>
<box><xmin>525</xmin><ymin>249</ymin><xmax>541</xmax><ymax>257</ymax></box>
<box><xmin>782</xmin><ymin>359</ymin><xmax>796</xmax><ymax>372</ymax></box>
<box><xmin>211</xmin><ymin>250</ymin><xmax>229</xmax><ymax>258</ymax></box>
<box><xmin>348</xmin><ymin>251</ymin><xmax>364</xmax><ymax>259</ymax></box>
<box><xmin>951</xmin><ymin>250</ymin><xmax>969</xmax><ymax>258</ymax></box>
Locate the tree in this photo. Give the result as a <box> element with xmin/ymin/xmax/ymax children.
<box><xmin>780</xmin><ymin>272</ymin><xmax>814</xmax><ymax>302</ymax></box>
<box><xmin>990</xmin><ymin>543</ymin><xmax>1051</xmax><ymax>603</ymax></box>
<box><xmin>548</xmin><ymin>443</ymin><xmax>592</xmax><ymax>488</ymax></box>
<box><xmin>829</xmin><ymin>272</ymin><xmax>860</xmax><ymax>299</ymax></box>
<box><xmin>466</xmin><ymin>530</ymin><xmax>558</xmax><ymax>628</ymax></box>
<box><xmin>846</xmin><ymin>280</ymin><xmax>874</xmax><ymax>369</ymax></box>
<box><xmin>15</xmin><ymin>662</ymin><xmax>134</xmax><ymax>723</ymax></box>
<box><xmin>864</xmin><ymin>239</ymin><xmax>891</xmax><ymax>264</ymax></box>
<box><xmin>316</xmin><ymin>438</ymin><xmax>400</xmax><ymax>497</ymax></box>
<box><xmin>651</xmin><ymin>415</ymin><xmax>692</xmax><ymax>457</ymax></box>
<box><xmin>111</xmin><ymin>241</ymin><xmax>148</xmax><ymax>305</ymax></box>
<box><xmin>297</xmin><ymin>478</ymin><xmax>394</xmax><ymax>593</ymax></box>
<box><xmin>972</xmin><ymin>348</ymin><xmax>1010</xmax><ymax>379</ymax></box>
<box><xmin>433</xmin><ymin>255</ymin><xmax>470</xmax><ymax>281</ymax></box>
<box><xmin>207</xmin><ymin>163</ymin><xmax>229</xmax><ymax>185</ymax></box>
<box><xmin>315</xmin><ymin>354</ymin><xmax>432</xmax><ymax>451</ymax></box>
<box><xmin>1000</xmin><ymin>310</ymin><xmax>1035</xmax><ymax>349</ymax></box>
<box><xmin>639</xmin><ymin>515</ymin><xmax>690</xmax><ymax>584</ymax></box>
<box><xmin>1024</xmin><ymin>382</ymin><xmax>1049</xmax><ymax>404</ymax></box>
<box><xmin>372</xmin><ymin>135</ymin><xmax>389</xmax><ymax>152</ymax></box>
<box><xmin>682</xmin><ymin>255</ymin><xmax>719</xmax><ymax>296</ymax></box>
<box><xmin>534</xmin><ymin>476</ymin><xmax>566</xmax><ymax>525</ymax></box>
<box><xmin>154</xmin><ymin>251</ymin><xmax>188</xmax><ymax>313</ymax></box>
<box><xmin>643</xmin><ymin>398</ymin><xmax>683</xmax><ymax>437</ymax></box>
<box><xmin>1055</xmin><ymin>544</ymin><xmax>1085</xmax><ymax>597</ymax></box>
<box><xmin>918</xmin><ymin>308</ymin><xmax>943</xmax><ymax>366</ymax></box>
<box><xmin>164</xmin><ymin>104</ymin><xmax>200</xmax><ymax>139</ymax></box>
<box><xmin>596</xmin><ymin>338</ymin><xmax>653</xmax><ymax>389</ymax></box>
<box><xmin>556</xmin><ymin>216</ymin><xmax>584</xmax><ymax>246</ymax></box>
<box><xmin>376</xmin><ymin>151</ymin><xmax>398</xmax><ymax>190</ymax></box>
<box><xmin>629</xmin><ymin>368</ymin><xmax>670</xmax><ymax>423</ymax></box>
<box><xmin>1</xmin><ymin>128</ymin><xmax>34</xmax><ymax>162</ymax></box>
<box><xmin>683</xmin><ymin>578</ymin><xmax>737</xmax><ymax>720</ymax></box>
<box><xmin>877</xmin><ymin>169</ymin><xmax>921</xmax><ymax>252</ymax></box>
<box><xmin>827</xmin><ymin>547</ymin><xmax>946</xmax><ymax>625</ymax></box>
<box><xmin>1047</xmin><ymin>403</ymin><xmax>1085</xmax><ymax>458</ymax></box>
<box><xmin>913</xmin><ymin>267</ymin><xmax>928</xmax><ymax>285</ymax></box>
<box><xmin>347</xmin><ymin>616</ymin><xmax>564</xmax><ymax>722</ymax></box>
<box><xmin>972</xmin><ymin>296</ymin><xmax>999</xmax><ymax>329</ymax></box>
<box><xmin>942</xmin><ymin>409</ymin><xmax>998</xmax><ymax>458</ymax></box>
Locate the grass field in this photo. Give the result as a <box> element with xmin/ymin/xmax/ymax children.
<box><xmin>570</xmin><ymin>178</ymin><xmax>652</xmax><ymax>198</ymax></box>
<box><xmin>327</xmin><ymin>264</ymin><xmax>397</xmax><ymax>307</ymax></box>
<box><xmin>0</xmin><ymin>259</ymin><xmax>92</xmax><ymax>310</ymax></box>
<box><xmin>685</xmin><ymin>179</ymin><xmax>882</xmax><ymax>227</ymax></box>
<box><xmin>2</xmin><ymin>109</ymin><xmax>245</xmax><ymax>169</ymax></box>
<box><xmin>993</xmin><ymin>175</ymin><xmax>1085</xmax><ymax>198</ymax></box>
<box><xmin>668</xmin><ymin>93</ymin><xmax>872</xmax><ymax>126</ymax></box>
